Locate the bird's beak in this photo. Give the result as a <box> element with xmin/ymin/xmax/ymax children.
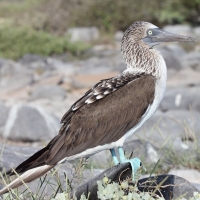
<box><xmin>152</xmin><ymin>29</ymin><xmax>195</xmax><ymax>42</ymax></box>
<box><xmin>142</xmin><ymin>28</ymin><xmax>195</xmax><ymax>48</ymax></box>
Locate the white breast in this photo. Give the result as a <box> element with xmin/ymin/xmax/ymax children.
<box><xmin>122</xmin><ymin>52</ymin><xmax>167</xmax><ymax>143</ymax></box>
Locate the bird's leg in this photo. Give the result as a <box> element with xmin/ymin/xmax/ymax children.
<box><xmin>118</xmin><ymin>147</ymin><xmax>141</xmax><ymax>180</ymax></box>
<box><xmin>110</xmin><ymin>148</ymin><xmax>119</xmax><ymax>165</ymax></box>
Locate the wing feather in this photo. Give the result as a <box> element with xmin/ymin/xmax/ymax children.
<box><xmin>45</xmin><ymin>74</ymin><xmax>155</xmax><ymax>164</ymax></box>
<box><xmin>13</xmin><ymin>73</ymin><xmax>155</xmax><ymax>173</ymax></box>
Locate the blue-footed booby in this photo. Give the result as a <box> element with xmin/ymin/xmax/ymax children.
<box><xmin>0</xmin><ymin>21</ymin><xmax>194</xmax><ymax>195</ymax></box>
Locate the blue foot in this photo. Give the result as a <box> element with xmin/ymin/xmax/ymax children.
<box><xmin>118</xmin><ymin>147</ymin><xmax>141</xmax><ymax>180</ymax></box>
<box><xmin>110</xmin><ymin>148</ymin><xmax>119</xmax><ymax>165</ymax></box>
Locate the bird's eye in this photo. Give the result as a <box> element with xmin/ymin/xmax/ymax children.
<box><xmin>148</xmin><ymin>30</ymin><xmax>153</xmax><ymax>35</ymax></box>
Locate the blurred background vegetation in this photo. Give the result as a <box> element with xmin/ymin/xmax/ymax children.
<box><xmin>0</xmin><ymin>0</ymin><xmax>199</xmax><ymax>59</ymax></box>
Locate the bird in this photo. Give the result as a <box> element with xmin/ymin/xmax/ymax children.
<box><xmin>0</xmin><ymin>21</ymin><xmax>194</xmax><ymax>195</ymax></box>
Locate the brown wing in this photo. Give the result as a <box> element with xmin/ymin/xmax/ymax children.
<box><xmin>14</xmin><ymin>74</ymin><xmax>155</xmax><ymax>174</ymax></box>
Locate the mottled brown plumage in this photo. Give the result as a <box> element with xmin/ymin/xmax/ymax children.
<box><xmin>14</xmin><ymin>74</ymin><xmax>155</xmax><ymax>174</ymax></box>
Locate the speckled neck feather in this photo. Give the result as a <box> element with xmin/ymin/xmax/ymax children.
<box><xmin>121</xmin><ymin>21</ymin><xmax>163</xmax><ymax>78</ymax></box>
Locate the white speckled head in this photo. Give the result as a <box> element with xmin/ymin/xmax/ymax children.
<box><xmin>121</xmin><ymin>21</ymin><xmax>195</xmax><ymax>75</ymax></box>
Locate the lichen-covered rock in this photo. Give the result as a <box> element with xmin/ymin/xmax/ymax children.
<box><xmin>75</xmin><ymin>163</ymin><xmax>200</xmax><ymax>200</ymax></box>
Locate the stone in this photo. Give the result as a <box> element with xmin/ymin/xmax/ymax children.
<box><xmin>71</xmin><ymin>72</ymin><xmax>119</xmax><ymax>89</ymax></box>
<box><xmin>123</xmin><ymin>140</ymin><xmax>159</xmax><ymax>164</ymax></box>
<box><xmin>138</xmin><ymin>174</ymin><xmax>200</xmax><ymax>199</ymax></box>
<box><xmin>2</xmin><ymin>105</ymin><xmax>60</xmax><ymax>142</ymax></box>
<box><xmin>114</xmin><ymin>31</ymin><xmax>124</xmax><ymax>42</ymax></box>
<box><xmin>28</xmin><ymin>98</ymin><xmax>69</xmax><ymax>119</ymax></box>
<box><xmin>0</xmin><ymin>145</ymin><xmax>61</xmax><ymax>197</ymax></box>
<box><xmin>30</xmin><ymin>85</ymin><xmax>66</xmax><ymax>101</ymax></box>
<box><xmin>18</xmin><ymin>54</ymin><xmax>45</xmax><ymax>64</ymax></box>
<box><xmin>164</xmin><ymin>44</ymin><xmax>187</xmax><ymax>58</ymax></box>
<box><xmin>160</xmin><ymin>86</ymin><xmax>200</xmax><ymax>112</ymax></box>
<box><xmin>0</xmin><ymin>143</ymin><xmax>73</xmax><ymax>196</ymax></box>
<box><xmin>87</xmin><ymin>150</ymin><xmax>112</xmax><ymax>169</ymax></box>
<box><xmin>0</xmin><ymin>59</ymin><xmax>33</xmax><ymax>93</ymax></box>
<box><xmin>168</xmin><ymin>169</ymin><xmax>200</xmax><ymax>185</ymax></box>
<box><xmin>0</xmin><ymin>102</ymin><xmax>9</xmax><ymax>127</ymax></box>
<box><xmin>76</xmin><ymin>57</ymin><xmax>116</xmax><ymax>75</ymax></box>
<box><xmin>163</xmin><ymin>24</ymin><xmax>193</xmax><ymax>36</ymax></box>
<box><xmin>159</xmin><ymin>44</ymin><xmax>189</xmax><ymax>72</ymax></box>
<box><xmin>158</xmin><ymin>46</ymin><xmax>183</xmax><ymax>70</ymax></box>
<box><xmin>193</xmin><ymin>183</ymin><xmax>200</xmax><ymax>191</ymax></box>
<box><xmin>130</xmin><ymin>110</ymin><xmax>200</xmax><ymax>151</ymax></box>
<box><xmin>19</xmin><ymin>55</ymin><xmax>76</xmax><ymax>76</ymax></box>
<box><xmin>49</xmin><ymin>58</ymin><xmax>76</xmax><ymax>74</ymax></box>
<box><xmin>74</xmin><ymin>163</ymin><xmax>199</xmax><ymax>199</ymax></box>
<box><xmin>194</xmin><ymin>27</ymin><xmax>200</xmax><ymax>41</ymax></box>
<box><xmin>0</xmin><ymin>143</ymin><xmax>40</xmax><ymax>173</ymax></box>
<box><xmin>167</xmin><ymin>68</ymin><xmax>200</xmax><ymax>87</ymax></box>
<box><xmin>66</xmin><ymin>27</ymin><xmax>99</xmax><ymax>42</ymax></box>
<box><xmin>183</xmin><ymin>51</ymin><xmax>200</xmax><ymax>71</ymax></box>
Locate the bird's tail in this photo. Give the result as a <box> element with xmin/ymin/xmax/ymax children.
<box><xmin>0</xmin><ymin>165</ymin><xmax>54</xmax><ymax>195</ymax></box>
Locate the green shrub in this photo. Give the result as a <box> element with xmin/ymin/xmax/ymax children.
<box><xmin>0</xmin><ymin>26</ymin><xmax>89</xmax><ymax>60</ymax></box>
<box><xmin>0</xmin><ymin>0</ymin><xmax>199</xmax><ymax>36</ymax></box>
<box><xmin>71</xmin><ymin>0</ymin><xmax>200</xmax><ymax>31</ymax></box>
<box><xmin>158</xmin><ymin>0</ymin><xmax>200</xmax><ymax>25</ymax></box>
<box><xmin>71</xmin><ymin>0</ymin><xmax>159</xmax><ymax>32</ymax></box>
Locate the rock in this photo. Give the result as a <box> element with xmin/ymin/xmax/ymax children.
<box><xmin>0</xmin><ymin>102</ymin><xmax>9</xmax><ymax>127</ymax></box>
<box><xmin>66</xmin><ymin>27</ymin><xmax>99</xmax><ymax>42</ymax></box>
<box><xmin>74</xmin><ymin>163</ymin><xmax>130</xmax><ymax>200</ymax></box>
<box><xmin>76</xmin><ymin>57</ymin><xmax>116</xmax><ymax>75</ymax></box>
<box><xmin>2</xmin><ymin>105</ymin><xmax>60</xmax><ymax>141</ymax></box>
<box><xmin>168</xmin><ymin>169</ymin><xmax>200</xmax><ymax>185</ymax></box>
<box><xmin>158</xmin><ymin>46</ymin><xmax>183</xmax><ymax>70</ymax></box>
<box><xmin>18</xmin><ymin>54</ymin><xmax>45</xmax><ymax>64</ymax></box>
<box><xmin>88</xmin><ymin>150</ymin><xmax>112</xmax><ymax>169</ymax></box>
<box><xmin>114</xmin><ymin>31</ymin><xmax>124</xmax><ymax>42</ymax></box>
<box><xmin>71</xmin><ymin>72</ymin><xmax>119</xmax><ymax>89</ymax></box>
<box><xmin>138</xmin><ymin>174</ymin><xmax>200</xmax><ymax>199</ymax></box>
<box><xmin>0</xmin><ymin>144</ymin><xmax>73</xmax><ymax>199</ymax></box>
<box><xmin>160</xmin><ymin>87</ymin><xmax>200</xmax><ymax>112</ymax></box>
<box><xmin>0</xmin><ymin>59</ymin><xmax>33</xmax><ymax>93</ymax></box>
<box><xmin>193</xmin><ymin>183</ymin><xmax>200</xmax><ymax>191</ymax></box>
<box><xmin>88</xmin><ymin>44</ymin><xmax>117</xmax><ymax>56</ymax></box>
<box><xmin>0</xmin><ymin>143</ymin><xmax>74</xmax><ymax>196</ymax></box>
<box><xmin>167</xmin><ymin>68</ymin><xmax>200</xmax><ymax>87</ymax></box>
<box><xmin>19</xmin><ymin>55</ymin><xmax>76</xmax><ymax>75</ymax></box>
<box><xmin>28</xmin><ymin>98</ymin><xmax>70</xmax><ymax>119</ymax></box>
<box><xmin>0</xmin><ymin>143</ymin><xmax>40</xmax><ymax>172</ymax></box>
<box><xmin>158</xmin><ymin>44</ymin><xmax>189</xmax><ymax>72</ymax></box>
<box><xmin>182</xmin><ymin>51</ymin><xmax>200</xmax><ymax>71</ymax></box>
<box><xmin>30</xmin><ymin>85</ymin><xmax>66</xmax><ymax>101</ymax></box>
<box><xmin>194</xmin><ymin>27</ymin><xmax>200</xmax><ymax>41</ymax></box>
<box><xmin>123</xmin><ymin>140</ymin><xmax>159</xmax><ymax>164</ymax></box>
<box><xmin>114</xmin><ymin>61</ymin><xmax>127</xmax><ymax>73</ymax></box>
<box><xmin>49</xmin><ymin>58</ymin><xmax>76</xmax><ymax>74</ymax></box>
<box><xmin>130</xmin><ymin>110</ymin><xmax>200</xmax><ymax>151</ymax></box>
<box><xmin>75</xmin><ymin>163</ymin><xmax>199</xmax><ymax>199</ymax></box>
<box><xmin>164</xmin><ymin>44</ymin><xmax>187</xmax><ymax>58</ymax></box>
<box><xmin>110</xmin><ymin>52</ymin><xmax>127</xmax><ymax>72</ymax></box>
<box><xmin>163</xmin><ymin>24</ymin><xmax>193</xmax><ymax>36</ymax></box>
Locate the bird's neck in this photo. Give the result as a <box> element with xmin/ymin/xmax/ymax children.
<box><xmin>121</xmin><ymin>41</ymin><xmax>165</xmax><ymax>78</ymax></box>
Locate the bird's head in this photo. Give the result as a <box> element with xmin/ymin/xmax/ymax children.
<box><xmin>121</xmin><ymin>21</ymin><xmax>195</xmax><ymax>71</ymax></box>
<box><xmin>122</xmin><ymin>21</ymin><xmax>195</xmax><ymax>49</ymax></box>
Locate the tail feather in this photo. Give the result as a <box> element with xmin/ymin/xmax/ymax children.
<box><xmin>11</xmin><ymin>146</ymin><xmax>50</xmax><ymax>175</ymax></box>
<box><xmin>0</xmin><ymin>165</ymin><xmax>54</xmax><ymax>195</ymax></box>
